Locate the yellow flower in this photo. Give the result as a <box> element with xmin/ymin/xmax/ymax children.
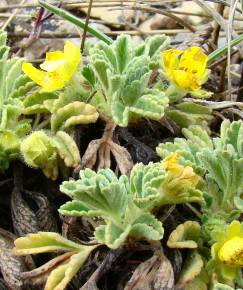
<box><xmin>161</xmin><ymin>46</ymin><xmax>211</xmax><ymax>97</ymax></box>
<box><xmin>164</xmin><ymin>153</ymin><xmax>201</xmax><ymax>190</ymax></box>
<box><xmin>22</xmin><ymin>41</ymin><xmax>81</xmax><ymax>92</ymax></box>
<box><xmin>212</xmin><ymin>221</ymin><xmax>243</xmax><ymax>268</ymax></box>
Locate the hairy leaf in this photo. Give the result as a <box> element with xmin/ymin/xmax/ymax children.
<box><xmin>167</xmin><ymin>221</ymin><xmax>201</xmax><ymax>249</ymax></box>
<box><xmin>86</xmin><ymin>34</ymin><xmax>169</xmax><ymax>126</ymax></box>
<box><xmin>60</xmin><ymin>168</ymin><xmax>164</xmax><ymax>249</ymax></box>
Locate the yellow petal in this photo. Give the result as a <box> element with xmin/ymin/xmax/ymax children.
<box><xmin>227</xmin><ymin>221</ymin><xmax>243</xmax><ymax>240</ymax></box>
<box><xmin>179</xmin><ymin>166</ymin><xmax>200</xmax><ymax>187</ymax></box>
<box><xmin>171</xmin><ymin>69</ymin><xmax>192</xmax><ymax>90</ymax></box>
<box><xmin>22</xmin><ymin>63</ymin><xmax>46</xmax><ymax>88</ymax></box>
<box><xmin>179</xmin><ymin>46</ymin><xmax>208</xmax><ymax>78</ymax></box>
<box><xmin>164</xmin><ymin>153</ymin><xmax>181</xmax><ymax>174</ymax></box>
<box><xmin>161</xmin><ymin>49</ymin><xmax>182</xmax><ymax>77</ymax></box>
<box><xmin>40</xmin><ymin>51</ymin><xmax>64</xmax><ymax>72</ymax></box>
<box><xmin>63</xmin><ymin>41</ymin><xmax>82</xmax><ymax>81</ymax></box>
<box><xmin>218</xmin><ymin>236</ymin><xmax>243</xmax><ymax>266</ymax></box>
<box><xmin>43</xmin><ymin>72</ymin><xmax>65</xmax><ymax>92</ymax></box>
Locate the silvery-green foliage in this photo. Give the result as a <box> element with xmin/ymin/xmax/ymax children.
<box><xmin>84</xmin><ymin>34</ymin><xmax>170</xmax><ymax>127</ymax></box>
<box><xmin>130</xmin><ymin>162</ymin><xmax>203</xmax><ymax>211</ymax></box>
<box><xmin>165</xmin><ymin>102</ymin><xmax>213</xmax><ymax>128</ymax></box>
<box><xmin>60</xmin><ymin>168</ymin><xmax>164</xmax><ymax>249</ymax></box>
<box><xmin>157</xmin><ymin>125</ymin><xmax>213</xmax><ymax>174</ymax></box>
<box><xmin>157</xmin><ymin>120</ymin><xmax>243</xmax><ymax>213</ymax></box>
<box><xmin>14</xmin><ymin>232</ymin><xmax>98</xmax><ymax>290</ymax></box>
<box><xmin>0</xmin><ymin>30</ymin><xmax>34</xmax><ymax>170</ymax></box>
<box><xmin>21</xmin><ymin>130</ymin><xmax>81</xmax><ymax>180</ymax></box>
<box><xmin>59</xmin><ymin>160</ymin><xmax>202</xmax><ymax>248</ymax></box>
<box><xmin>23</xmin><ymin>79</ymin><xmax>99</xmax><ymax>132</ymax></box>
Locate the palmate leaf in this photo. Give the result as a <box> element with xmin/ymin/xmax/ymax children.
<box><xmin>95</xmin><ymin>207</ymin><xmax>163</xmax><ymax>249</ymax></box>
<box><xmin>86</xmin><ymin>34</ymin><xmax>169</xmax><ymax>126</ymax></box>
<box><xmin>157</xmin><ymin>120</ymin><xmax>243</xmax><ymax>213</ymax></box>
<box><xmin>156</xmin><ymin>125</ymin><xmax>213</xmax><ymax>174</ymax></box>
<box><xmin>198</xmin><ymin>149</ymin><xmax>243</xmax><ymax>211</ymax></box>
<box><xmin>135</xmin><ymin>34</ymin><xmax>171</xmax><ymax>68</ymax></box>
<box><xmin>214</xmin><ymin>119</ymin><xmax>243</xmax><ymax>158</ymax></box>
<box><xmin>60</xmin><ymin>168</ymin><xmax>164</xmax><ymax>249</ymax></box>
<box><xmin>130</xmin><ymin>162</ymin><xmax>203</xmax><ymax>211</ymax></box>
<box><xmin>0</xmin><ymin>30</ymin><xmax>33</xmax><ymax>170</ymax></box>
<box><xmin>60</xmin><ymin>168</ymin><xmax>129</xmax><ymax>221</ymax></box>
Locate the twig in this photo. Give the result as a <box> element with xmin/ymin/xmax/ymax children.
<box><xmin>211</xmin><ymin>3</ymin><xmax>224</xmax><ymax>50</ymax></box>
<box><xmin>116</xmin><ymin>6</ymin><xmax>196</xmax><ymax>32</ymax></box>
<box><xmin>227</xmin><ymin>0</ymin><xmax>238</xmax><ymax>101</ymax></box>
<box><xmin>81</xmin><ymin>0</ymin><xmax>94</xmax><ymax>53</ymax></box>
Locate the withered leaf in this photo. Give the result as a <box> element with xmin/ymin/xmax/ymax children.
<box><xmin>109</xmin><ymin>141</ymin><xmax>133</xmax><ymax>175</ymax></box>
<box><xmin>81</xmin><ymin>139</ymin><xmax>102</xmax><ymax>169</ymax></box>
<box><xmin>11</xmin><ymin>188</ymin><xmax>57</xmax><ymax>236</ymax></box>
<box><xmin>0</xmin><ymin>228</ymin><xmax>31</xmax><ymax>290</ymax></box>
<box><xmin>125</xmin><ymin>251</ymin><xmax>174</xmax><ymax>290</ymax></box>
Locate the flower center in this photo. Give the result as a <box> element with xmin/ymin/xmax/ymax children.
<box><xmin>218</xmin><ymin>236</ymin><xmax>243</xmax><ymax>267</ymax></box>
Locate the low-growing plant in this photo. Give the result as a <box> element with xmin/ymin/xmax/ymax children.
<box><xmin>0</xmin><ymin>30</ymin><xmax>34</xmax><ymax>170</ymax></box>
<box><xmin>19</xmin><ymin>41</ymin><xmax>99</xmax><ymax>178</ymax></box>
<box><xmin>14</xmin><ymin>158</ymin><xmax>203</xmax><ymax>289</ymax></box>
<box><xmin>157</xmin><ymin>119</ymin><xmax>243</xmax><ymax>288</ymax></box>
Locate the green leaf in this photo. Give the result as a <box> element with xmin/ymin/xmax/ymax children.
<box><xmin>130</xmin><ymin>161</ymin><xmax>203</xmax><ymax>211</ymax></box>
<box><xmin>167</xmin><ymin>221</ymin><xmax>201</xmax><ymax>249</ymax></box>
<box><xmin>60</xmin><ymin>168</ymin><xmax>129</xmax><ymax>221</ymax></box>
<box><xmin>52</xmin><ymin>131</ymin><xmax>80</xmax><ymax>168</ymax></box>
<box><xmin>208</xmin><ymin>34</ymin><xmax>243</xmax><ymax>65</ymax></box>
<box><xmin>60</xmin><ymin>168</ymin><xmax>164</xmax><ymax>249</ymax></box>
<box><xmin>87</xmin><ymin>34</ymin><xmax>170</xmax><ymax>126</ymax></box>
<box><xmin>14</xmin><ymin>232</ymin><xmax>83</xmax><ymax>255</ymax></box>
<box><xmin>51</xmin><ymin>101</ymin><xmax>99</xmax><ymax>132</ymax></box>
<box><xmin>165</xmin><ymin>102</ymin><xmax>213</xmax><ymax>128</ymax></box>
<box><xmin>45</xmin><ymin>245</ymin><xmax>97</xmax><ymax>290</ymax></box>
<box><xmin>23</xmin><ymin>91</ymin><xmax>58</xmax><ymax>115</ymax></box>
<box><xmin>198</xmin><ymin>149</ymin><xmax>243</xmax><ymax>211</ymax></box>
<box><xmin>14</xmin><ymin>231</ymin><xmax>98</xmax><ymax>290</ymax></box>
<box><xmin>156</xmin><ymin>125</ymin><xmax>213</xmax><ymax>174</ymax></box>
<box><xmin>176</xmin><ymin>251</ymin><xmax>204</xmax><ymax>288</ymax></box>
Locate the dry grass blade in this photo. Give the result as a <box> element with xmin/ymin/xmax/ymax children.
<box><xmin>1</xmin><ymin>0</ymin><xmax>26</xmax><ymax>30</ymax></box>
<box><xmin>81</xmin><ymin>0</ymin><xmax>94</xmax><ymax>52</ymax></box>
<box><xmin>115</xmin><ymin>6</ymin><xmax>196</xmax><ymax>32</ymax></box>
<box><xmin>192</xmin><ymin>0</ymin><xmax>237</xmax><ymax>36</ymax></box>
<box><xmin>227</xmin><ymin>0</ymin><xmax>239</xmax><ymax>101</ymax></box>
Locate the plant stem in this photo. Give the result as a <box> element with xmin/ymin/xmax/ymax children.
<box><xmin>208</xmin><ymin>33</ymin><xmax>243</xmax><ymax>64</ymax></box>
<box><xmin>39</xmin><ymin>1</ymin><xmax>112</xmax><ymax>44</ymax></box>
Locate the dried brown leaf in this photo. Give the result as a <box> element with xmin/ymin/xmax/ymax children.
<box><xmin>109</xmin><ymin>141</ymin><xmax>133</xmax><ymax>175</ymax></box>
<box><xmin>0</xmin><ymin>228</ymin><xmax>31</xmax><ymax>290</ymax></box>
<box><xmin>11</xmin><ymin>188</ymin><xmax>57</xmax><ymax>236</ymax></box>
<box><xmin>81</xmin><ymin>139</ymin><xmax>102</xmax><ymax>169</ymax></box>
<box><xmin>124</xmin><ymin>251</ymin><xmax>174</xmax><ymax>290</ymax></box>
